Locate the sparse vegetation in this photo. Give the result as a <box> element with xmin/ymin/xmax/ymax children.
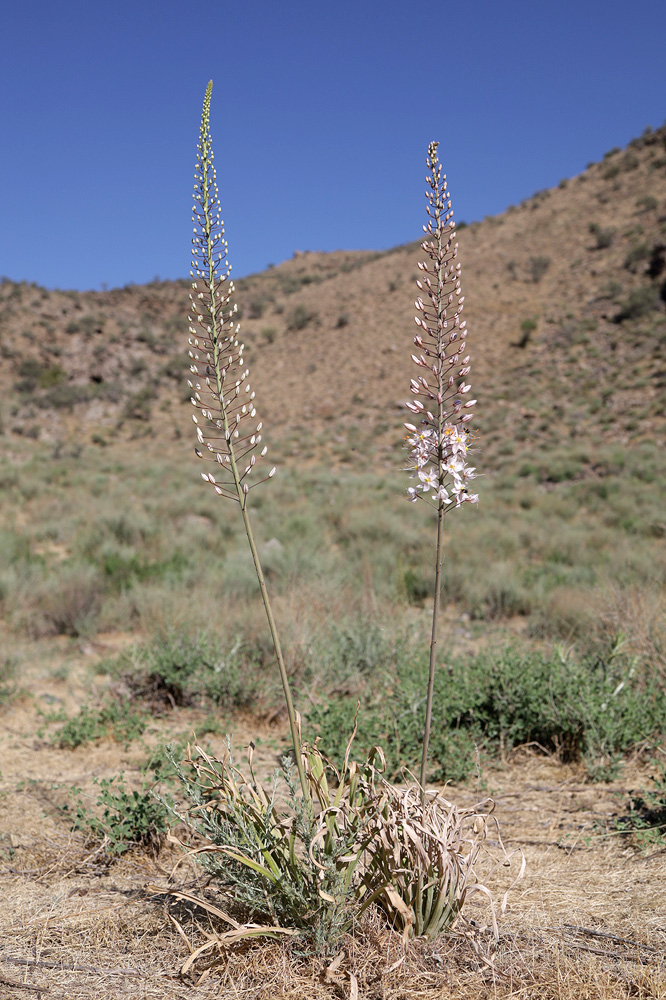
<box><xmin>589</xmin><ymin>222</ymin><xmax>615</xmax><ymax>249</ymax></box>
<box><xmin>63</xmin><ymin>773</ymin><xmax>171</xmax><ymax>856</ymax></box>
<box><xmin>612</xmin><ymin>763</ymin><xmax>666</xmax><ymax>849</ymax></box>
<box><xmin>52</xmin><ymin>697</ymin><xmax>147</xmax><ymax>748</ymax></box>
<box><xmin>615</xmin><ymin>286</ymin><xmax>660</xmax><ymax>321</ymax></box>
<box><xmin>624</xmin><ymin>241</ymin><xmax>652</xmax><ymax>271</ymax></box>
<box><xmin>528</xmin><ymin>254</ymin><xmax>551</xmax><ymax>282</ymax></box>
<box><xmin>516</xmin><ymin>317</ymin><xmax>537</xmax><ymax>347</ymax></box>
<box><xmin>1</xmin><ymin>113</ymin><xmax>665</xmax><ymax>996</ymax></box>
<box><xmin>287</xmin><ymin>302</ymin><xmax>317</xmax><ymax>330</ymax></box>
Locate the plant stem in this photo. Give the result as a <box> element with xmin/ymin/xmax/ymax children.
<box><xmin>195</xmin><ymin>82</ymin><xmax>310</xmax><ymax>809</ymax></box>
<box><xmin>420</xmin><ymin>152</ymin><xmax>447</xmax><ymax>799</ymax></box>
<box><xmin>239</xmin><ymin>499</ymin><xmax>310</xmax><ymax>807</ymax></box>
<box><xmin>420</xmin><ymin>498</ymin><xmax>444</xmax><ymax>795</ymax></box>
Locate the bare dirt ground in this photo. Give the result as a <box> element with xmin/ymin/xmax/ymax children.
<box><xmin>1</xmin><ymin>636</ymin><xmax>665</xmax><ymax>999</ymax></box>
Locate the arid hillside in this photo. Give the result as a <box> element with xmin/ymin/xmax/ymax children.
<box><xmin>1</xmin><ymin>124</ymin><xmax>665</xmax><ymax>471</ymax></box>
<box><xmin>1</xmin><ymin>125</ymin><xmax>666</xmax><ymax>1000</ymax></box>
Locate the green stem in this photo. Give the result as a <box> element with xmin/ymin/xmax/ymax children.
<box><xmin>239</xmin><ymin>499</ymin><xmax>310</xmax><ymax>806</ymax></box>
<box><xmin>197</xmin><ymin>82</ymin><xmax>310</xmax><ymax>809</ymax></box>
<box><xmin>419</xmin><ymin>499</ymin><xmax>444</xmax><ymax>795</ymax></box>
<box><xmin>420</xmin><ymin>153</ymin><xmax>447</xmax><ymax>799</ymax></box>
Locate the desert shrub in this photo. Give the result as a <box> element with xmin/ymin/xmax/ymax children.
<box><xmin>287</xmin><ymin>303</ymin><xmax>317</xmax><ymax>330</ymax></box>
<box><xmin>14</xmin><ymin>360</ymin><xmax>65</xmax><ymax>393</ymax></box>
<box><xmin>160</xmin><ymin>353</ymin><xmax>189</xmax><ymax>380</ymax></box>
<box><xmin>620</xmin><ymin>152</ymin><xmax>640</xmax><ymax>172</ymax></box>
<box><xmin>42</xmin><ymin>383</ymin><xmax>94</xmax><ymax>409</ymax></box>
<box><xmin>516</xmin><ymin>317</ymin><xmax>537</xmax><ymax>348</ymax></box>
<box><xmin>613</xmin><ymin>764</ymin><xmax>666</xmax><ymax>849</ymax></box>
<box><xmin>528</xmin><ymin>255</ymin><xmax>550</xmax><ymax>282</ymax></box>
<box><xmin>33</xmin><ymin>564</ymin><xmax>103</xmax><ymax>637</ymax></box>
<box><xmin>63</xmin><ymin>774</ymin><xmax>171</xmax><ymax>856</ymax></box>
<box><xmin>467</xmin><ymin>566</ymin><xmax>532</xmax><ymax>620</ymax></box>
<box><xmin>615</xmin><ymin>287</ymin><xmax>660</xmax><ymax>321</ymax></box>
<box><xmin>402</xmin><ymin>567</ymin><xmax>434</xmax><ymax>603</ymax></box>
<box><xmin>117</xmin><ymin>630</ymin><xmax>257</xmax><ymax>710</ymax></box>
<box><xmin>311</xmin><ymin>617</ymin><xmax>410</xmax><ymax>692</ymax></box>
<box><xmin>0</xmin><ymin>655</ymin><xmax>19</xmax><ymax>706</ymax></box>
<box><xmin>54</xmin><ymin>698</ymin><xmax>147</xmax><ymax>748</ymax></box>
<box><xmin>624</xmin><ymin>242</ymin><xmax>651</xmax><ymax>271</ymax></box>
<box><xmin>100</xmin><ymin>547</ymin><xmax>187</xmax><ymax>591</ymax></box>
<box><xmin>602</xmin><ymin>163</ymin><xmax>620</xmax><ymax>180</ymax></box>
<box><xmin>636</xmin><ymin>195</ymin><xmax>658</xmax><ymax>213</ymax></box>
<box><xmin>308</xmin><ymin>648</ymin><xmax>666</xmax><ymax>783</ymax></box>
<box><xmin>589</xmin><ymin>222</ymin><xmax>614</xmax><ymax>249</ymax></box>
<box><xmin>121</xmin><ymin>385</ymin><xmax>157</xmax><ymax>420</ymax></box>
<box><xmin>246</xmin><ymin>297</ymin><xmax>266</xmax><ymax>318</ymax></box>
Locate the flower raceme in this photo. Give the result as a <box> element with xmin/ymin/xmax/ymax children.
<box><xmin>405</xmin><ymin>142</ymin><xmax>478</xmax><ymax>510</ymax></box>
<box><xmin>186</xmin><ymin>82</ymin><xmax>308</xmax><ymax>807</ymax></box>
<box><xmin>188</xmin><ymin>81</ymin><xmax>275</xmax><ymax>504</ymax></box>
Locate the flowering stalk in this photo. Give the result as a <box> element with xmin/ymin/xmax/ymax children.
<box><xmin>188</xmin><ymin>81</ymin><xmax>309</xmax><ymax>805</ymax></box>
<box><xmin>405</xmin><ymin>142</ymin><xmax>478</xmax><ymax>794</ymax></box>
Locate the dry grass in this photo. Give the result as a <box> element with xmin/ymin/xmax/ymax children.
<box><xmin>1</xmin><ymin>639</ymin><xmax>665</xmax><ymax>998</ymax></box>
<box><xmin>1</xmin><ymin>831</ymin><xmax>664</xmax><ymax>998</ymax></box>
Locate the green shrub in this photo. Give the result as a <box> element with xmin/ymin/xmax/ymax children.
<box><xmin>616</xmin><ymin>287</ymin><xmax>660</xmax><ymax>321</ymax></box>
<box><xmin>34</xmin><ymin>565</ymin><xmax>103</xmax><ymax>637</ymax></box>
<box><xmin>118</xmin><ymin>631</ymin><xmax>256</xmax><ymax>709</ymax></box>
<box><xmin>589</xmin><ymin>223</ymin><xmax>614</xmax><ymax>249</ymax></box>
<box><xmin>516</xmin><ymin>317</ymin><xmax>537</xmax><ymax>348</ymax></box>
<box><xmin>624</xmin><ymin>242</ymin><xmax>651</xmax><ymax>272</ymax></box>
<box><xmin>613</xmin><ymin>764</ymin><xmax>666</xmax><ymax>849</ymax></box>
<box><xmin>636</xmin><ymin>195</ymin><xmax>658</xmax><ymax>213</ymax></box>
<box><xmin>54</xmin><ymin>698</ymin><xmax>147</xmax><ymax>748</ymax></box>
<box><xmin>0</xmin><ymin>655</ymin><xmax>19</xmax><ymax>706</ymax></box>
<box><xmin>64</xmin><ymin>773</ymin><xmax>171</xmax><ymax>856</ymax></box>
<box><xmin>308</xmin><ymin>648</ymin><xmax>666</xmax><ymax>783</ymax></box>
<box><xmin>287</xmin><ymin>304</ymin><xmax>317</xmax><ymax>331</ymax></box>
<box><xmin>528</xmin><ymin>256</ymin><xmax>551</xmax><ymax>283</ymax></box>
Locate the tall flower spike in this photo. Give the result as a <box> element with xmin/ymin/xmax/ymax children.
<box><xmin>189</xmin><ymin>81</ymin><xmax>274</xmax><ymax>504</ymax></box>
<box><xmin>187</xmin><ymin>83</ymin><xmax>308</xmax><ymax>808</ymax></box>
<box><xmin>407</xmin><ymin>143</ymin><xmax>479</xmax><ymax>797</ymax></box>
<box><xmin>405</xmin><ymin>141</ymin><xmax>478</xmax><ymax>510</ymax></box>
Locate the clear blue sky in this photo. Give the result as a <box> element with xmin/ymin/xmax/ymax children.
<box><xmin>1</xmin><ymin>0</ymin><xmax>665</xmax><ymax>291</ymax></box>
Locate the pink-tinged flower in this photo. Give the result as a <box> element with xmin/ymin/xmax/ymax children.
<box><xmin>418</xmin><ymin>467</ymin><xmax>438</xmax><ymax>492</ymax></box>
<box><xmin>450</xmin><ymin>427</ymin><xmax>469</xmax><ymax>456</ymax></box>
<box><xmin>404</xmin><ymin>141</ymin><xmax>478</xmax><ymax>521</ymax></box>
<box><xmin>443</xmin><ymin>455</ymin><xmax>464</xmax><ymax>477</ymax></box>
<box><xmin>453</xmin><ymin>489</ymin><xmax>479</xmax><ymax>507</ymax></box>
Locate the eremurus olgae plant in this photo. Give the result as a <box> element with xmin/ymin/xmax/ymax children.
<box><xmin>186</xmin><ymin>81</ymin><xmax>309</xmax><ymax>802</ymax></box>
<box><xmin>405</xmin><ymin>141</ymin><xmax>478</xmax><ymax>791</ymax></box>
<box><xmin>169</xmin><ymin>84</ymin><xmax>518</xmax><ymax>956</ymax></box>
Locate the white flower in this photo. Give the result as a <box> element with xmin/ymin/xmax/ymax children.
<box><xmin>418</xmin><ymin>467</ymin><xmax>438</xmax><ymax>492</ymax></box>
<box><xmin>407</xmin><ymin>426</ymin><xmax>437</xmax><ymax>469</ymax></box>
<box><xmin>450</xmin><ymin>426</ymin><xmax>469</xmax><ymax>456</ymax></box>
<box><xmin>443</xmin><ymin>455</ymin><xmax>464</xmax><ymax>477</ymax></box>
<box><xmin>453</xmin><ymin>488</ymin><xmax>478</xmax><ymax>507</ymax></box>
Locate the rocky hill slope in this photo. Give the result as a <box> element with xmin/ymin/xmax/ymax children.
<box><xmin>1</xmin><ymin>125</ymin><xmax>665</xmax><ymax>472</ymax></box>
